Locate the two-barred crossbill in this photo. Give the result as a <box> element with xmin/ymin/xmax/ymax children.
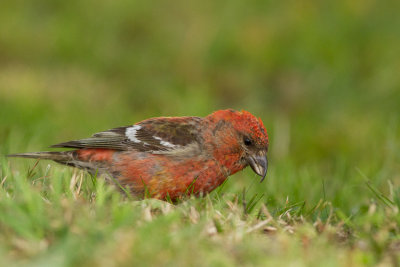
<box><xmin>8</xmin><ymin>109</ymin><xmax>269</xmax><ymax>200</ymax></box>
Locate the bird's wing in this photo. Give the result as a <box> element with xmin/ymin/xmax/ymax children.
<box><xmin>51</xmin><ymin>116</ymin><xmax>203</xmax><ymax>154</ymax></box>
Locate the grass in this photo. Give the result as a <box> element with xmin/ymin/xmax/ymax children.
<box><xmin>0</xmin><ymin>148</ymin><xmax>399</xmax><ymax>266</ymax></box>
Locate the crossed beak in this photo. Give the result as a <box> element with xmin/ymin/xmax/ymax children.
<box><xmin>247</xmin><ymin>152</ymin><xmax>268</xmax><ymax>182</ymax></box>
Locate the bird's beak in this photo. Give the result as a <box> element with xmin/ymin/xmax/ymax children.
<box><xmin>247</xmin><ymin>152</ymin><xmax>268</xmax><ymax>182</ymax></box>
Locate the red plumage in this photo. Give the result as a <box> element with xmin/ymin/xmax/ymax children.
<box><xmin>8</xmin><ymin>109</ymin><xmax>269</xmax><ymax>200</ymax></box>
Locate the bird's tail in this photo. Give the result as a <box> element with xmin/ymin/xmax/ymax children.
<box><xmin>7</xmin><ymin>151</ymin><xmax>74</xmax><ymax>162</ymax></box>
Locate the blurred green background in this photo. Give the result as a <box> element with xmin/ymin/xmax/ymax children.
<box><xmin>1</xmin><ymin>0</ymin><xmax>400</xmax><ymax>212</ymax></box>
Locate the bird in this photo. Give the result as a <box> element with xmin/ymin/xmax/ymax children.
<box><xmin>8</xmin><ymin>109</ymin><xmax>269</xmax><ymax>200</ymax></box>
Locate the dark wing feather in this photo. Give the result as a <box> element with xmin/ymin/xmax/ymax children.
<box><xmin>51</xmin><ymin>117</ymin><xmax>203</xmax><ymax>153</ymax></box>
<box><xmin>51</xmin><ymin>131</ymin><xmax>129</xmax><ymax>150</ymax></box>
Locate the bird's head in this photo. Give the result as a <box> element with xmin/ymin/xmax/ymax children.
<box><xmin>205</xmin><ymin>109</ymin><xmax>269</xmax><ymax>182</ymax></box>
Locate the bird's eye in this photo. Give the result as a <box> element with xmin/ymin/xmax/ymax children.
<box><xmin>244</xmin><ymin>137</ymin><xmax>253</xmax><ymax>146</ymax></box>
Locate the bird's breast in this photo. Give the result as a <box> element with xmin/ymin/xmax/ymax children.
<box><xmin>113</xmin><ymin>152</ymin><xmax>231</xmax><ymax>200</ymax></box>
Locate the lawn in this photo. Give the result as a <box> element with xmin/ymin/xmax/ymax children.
<box><xmin>1</xmin><ymin>0</ymin><xmax>400</xmax><ymax>266</ymax></box>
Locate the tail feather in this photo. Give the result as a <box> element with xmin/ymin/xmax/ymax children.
<box><xmin>7</xmin><ymin>151</ymin><xmax>74</xmax><ymax>162</ymax></box>
<box><xmin>7</xmin><ymin>150</ymin><xmax>105</xmax><ymax>174</ymax></box>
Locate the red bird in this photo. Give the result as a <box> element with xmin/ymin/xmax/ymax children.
<box><xmin>8</xmin><ymin>109</ymin><xmax>269</xmax><ymax>200</ymax></box>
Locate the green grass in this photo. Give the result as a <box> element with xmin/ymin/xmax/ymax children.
<box><xmin>1</xmin><ymin>0</ymin><xmax>400</xmax><ymax>265</ymax></box>
<box><xmin>1</xmin><ymin>140</ymin><xmax>399</xmax><ymax>266</ymax></box>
